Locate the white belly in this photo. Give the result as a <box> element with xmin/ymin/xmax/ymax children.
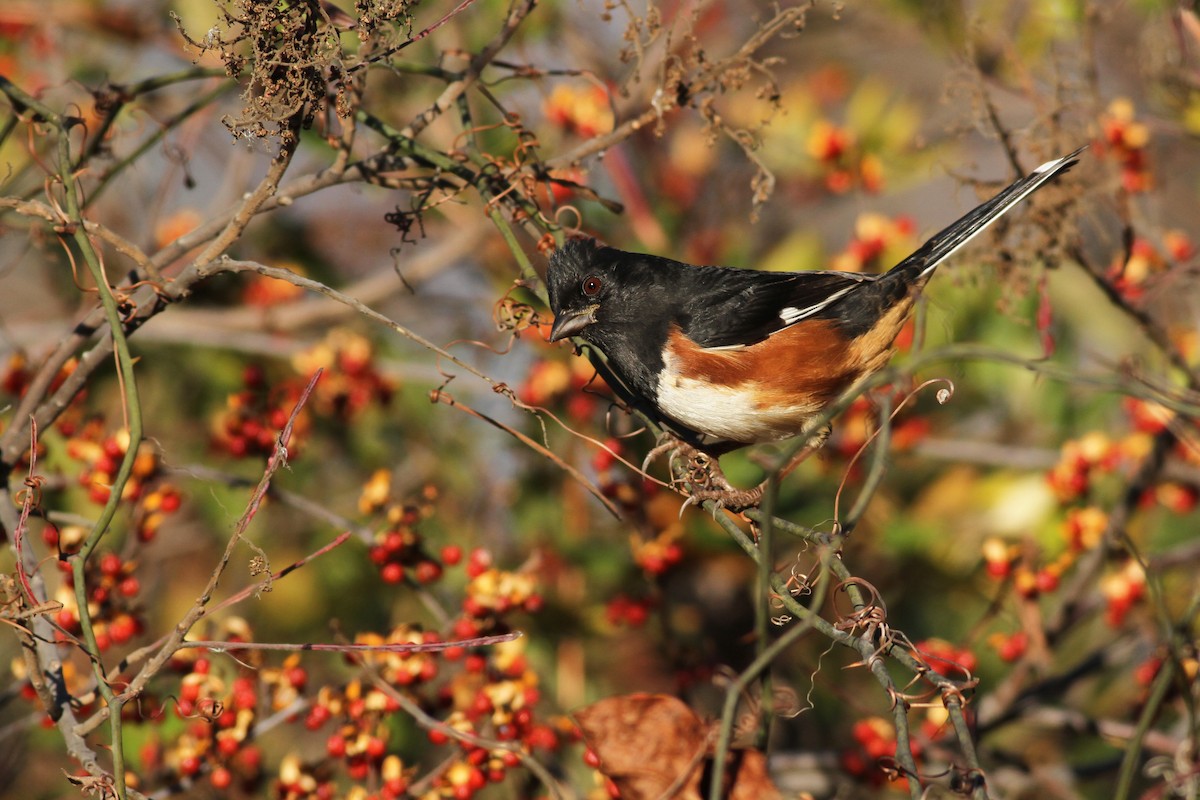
<box><xmin>654</xmin><ymin>373</ymin><xmax>821</xmax><ymax>444</ymax></box>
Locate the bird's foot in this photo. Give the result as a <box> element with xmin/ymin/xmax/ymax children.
<box><xmin>646</xmin><ymin>426</ymin><xmax>832</xmax><ymax>513</ymax></box>
<box><xmin>645</xmin><ymin>440</ymin><xmax>765</xmax><ymax>512</ymax></box>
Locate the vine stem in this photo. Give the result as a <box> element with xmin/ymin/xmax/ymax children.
<box><xmin>57</xmin><ymin>119</ymin><xmax>143</xmax><ymax>800</ymax></box>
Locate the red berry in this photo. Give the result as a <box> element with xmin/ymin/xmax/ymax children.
<box><xmin>236</xmin><ymin>745</ymin><xmax>262</xmax><ymax>772</ymax></box>
<box><xmin>592</xmin><ymin>446</ymin><xmax>616</xmax><ymax>472</ymax></box>
<box><xmin>159</xmin><ymin>491</ymin><xmax>182</xmax><ymax>513</ymax></box>
<box><xmin>234</xmin><ymin>687</ymin><xmax>257</xmax><ymax>711</ymax></box>
<box><xmin>380</xmin><ymin>562</ymin><xmax>405</xmax><ymax>584</ymax></box>
<box><xmin>346</xmin><ymin>756</ymin><xmax>369</xmax><ymax>780</ymax></box>
<box><xmin>466</xmin><ymin>548</ymin><xmax>491</xmax><ymax>577</ymax></box>
<box><xmin>99</xmin><ymin>553</ymin><xmax>122</xmax><ymax>576</ymax></box>
<box><xmin>1034</xmin><ymin>569</ymin><xmax>1060</xmax><ymax>594</ymax></box>
<box><xmin>286</xmin><ymin>665</ymin><xmax>307</xmax><ymax>689</ymax></box>
<box><xmin>998</xmin><ymin>632</ymin><xmax>1028</xmax><ymax>662</ymax></box>
<box><xmin>985</xmin><ymin>559</ymin><xmax>1011</xmax><ymax>579</ymax></box>
<box><xmin>243</xmin><ymin>364</ymin><xmax>265</xmax><ymax>389</ymax></box>
<box><xmin>441</xmin><ymin>545</ymin><xmax>463</xmax><ymax>566</ymax></box>
<box><xmin>326</xmin><ymin>735</ymin><xmax>346</xmax><ymax>758</ymax></box>
<box><xmin>366</xmin><ymin>736</ymin><xmax>387</xmax><ymax>760</ymax></box>
<box><xmin>462</xmin><ymin>597</ymin><xmax>487</xmax><ymax>618</ymax></box>
<box><xmin>471</xmin><ymin>693</ymin><xmax>493</xmax><ymax>717</ymax></box>
<box><xmin>415</xmin><ymin>561</ymin><xmax>443</xmax><ymax>584</ymax></box>
<box><xmin>217</xmin><ymin>734</ymin><xmax>240</xmax><ymax>757</ymax></box>
<box><xmin>109</xmin><ymin>615</ymin><xmax>136</xmax><ymax>644</ymax></box>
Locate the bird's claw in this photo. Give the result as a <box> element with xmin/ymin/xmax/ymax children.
<box><xmin>646</xmin><ymin>438</ymin><xmax>767</xmax><ymax>513</ymax></box>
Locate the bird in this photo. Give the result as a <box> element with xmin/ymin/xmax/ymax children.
<box><xmin>545</xmin><ymin>146</ymin><xmax>1084</xmax><ymax>507</ymax></box>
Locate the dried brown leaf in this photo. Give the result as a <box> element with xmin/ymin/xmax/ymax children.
<box><xmin>573</xmin><ymin>693</ymin><xmax>784</xmax><ymax>800</ymax></box>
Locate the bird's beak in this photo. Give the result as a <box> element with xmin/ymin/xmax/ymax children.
<box><xmin>548</xmin><ymin>305</ymin><xmax>599</xmax><ymax>342</ymax></box>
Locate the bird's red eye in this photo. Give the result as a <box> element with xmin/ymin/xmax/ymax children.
<box><xmin>582</xmin><ymin>275</ymin><xmax>603</xmax><ymax>297</ymax></box>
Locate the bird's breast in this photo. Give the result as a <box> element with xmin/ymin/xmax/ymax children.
<box><xmin>654</xmin><ymin>324</ymin><xmax>862</xmax><ymax>444</ymax></box>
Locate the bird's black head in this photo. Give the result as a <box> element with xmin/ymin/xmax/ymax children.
<box><xmin>544</xmin><ymin>237</ymin><xmax>690</xmax><ymax>404</ymax></box>
<box><xmin>546</xmin><ymin>237</ymin><xmax>626</xmax><ymax>343</ymax></box>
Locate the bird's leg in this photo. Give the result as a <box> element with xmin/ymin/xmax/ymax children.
<box><xmin>647</xmin><ymin>440</ymin><xmax>764</xmax><ymax>511</ymax></box>
<box><xmin>645</xmin><ymin>426</ymin><xmax>832</xmax><ymax>513</ymax></box>
<box><xmin>641</xmin><ymin>437</ymin><xmax>682</xmax><ymax>476</ymax></box>
<box><xmin>691</xmin><ymin>424</ymin><xmax>832</xmax><ymax>512</ymax></box>
<box><xmin>686</xmin><ymin>457</ymin><xmax>766</xmax><ymax>511</ymax></box>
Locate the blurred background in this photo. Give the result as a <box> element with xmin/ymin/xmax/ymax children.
<box><xmin>1</xmin><ymin>1</ymin><xmax>1198</xmax><ymax>798</ymax></box>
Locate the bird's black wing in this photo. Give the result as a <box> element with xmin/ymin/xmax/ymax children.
<box><xmin>679</xmin><ymin>266</ymin><xmax>876</xmax><ymax>349</ymax></box>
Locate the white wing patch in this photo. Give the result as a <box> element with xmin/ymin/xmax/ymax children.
<box><xmin>777</xmin><ymin>284</ymin><xmax>857</xmax><ymax>326</ymax></box>
<box><xmin>1033</xmin><ymin>153</ymin><xmax>1071</xmax><ymax>173</ymax></box>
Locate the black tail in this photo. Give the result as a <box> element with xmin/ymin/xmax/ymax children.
<box><xmin>889</xmin><ymin>145</ymin><xmax>1085</xmax><ymax>281</ymax></box>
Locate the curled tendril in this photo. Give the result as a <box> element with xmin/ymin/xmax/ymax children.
<box><xmin>188</xmin><ymin>696</ymin><xmax>225</xmax><ymax>723</ymax></box>
<box><xmin>493</xmin><ymin>292</ymin><xmax>540</xmax><ymax>335</ymax></box>
<box><xmin>832</xmin><ymin>577</ymin><xmax>886</xmax><ymax>631</ymax></box>
<box><xmin>553</xmin><ymin>204</ymin><xmax>582</xmax><ymax>233</ymax></box>
<box><xmin>15</xmin><ymin>474</ymin><xmax>46</xmax><ymax>508</ymax></box>
<box><xmin>785</xmin><ymin>569</ymin><xmax>812</xmax><ymax>598</ymax></box>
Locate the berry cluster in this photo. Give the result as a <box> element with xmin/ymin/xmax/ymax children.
<box><xmin>806</xmin><ymin>118</ymin><xmax>885</xmax><ymax>194</ymax></box>
<box><xmin>1</xmin><ymin>354</ymin><xmax>83</xmax><ymax>437</ymax></box>
<box><xmin>47</xmin><ymin>548</ymin><xmax>145</xmax><ymax>651</ymax></box>
<box><xmin>212</xmin><ymin>365</ymin><xmax>309</xmax><ymax>459</ymax></box>
<box><xmin>300</xmin><ymin>668</ymin><xmax>412</xmax><ymax>797</ymax></box>
<box><xmin>62</xmin><ymin>419</ymin><xmax>183</xmax><ymax>541</ymax></box>
<box><xmin>984</xmin><ymin>395</ymin><xmax>1197</xmax><ymax>657</ymax></box>
<box><xmin>214</xmin><ymin>331</ymin><xmax>394</xmax><ymax>460</ymax></box>
<box><xmin>148</xmin><ymin>620</ymin><xmax>280</xmax><ymax>792</ymax></box>
<box><xmin>916</xmin><ymin>638</ymin><xmax>978</xmax><ymax>678</ymax></box>
<box><xmin>841</xmin><ymin>717</ymin><xmax>903</xmax><ymax>786</ymax></box>
<box><xmin>292</xmin><ymin>329</ymin><xmax>395</xmax><ymax>420</ymax></box>
<box><xmin>1097</xmin><ymin>98</ymin><xmax>1152</xmax><ymax>192</ymax></box>
<box><xmin>518</xmin><ymin>348</ymin><xmax>609</xmax><ymax>425</ymax></box>
<box><xmin>1106</xmin><ymin>233</ymin><xmax>1194</xmax><ymax>303</ymax></box>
